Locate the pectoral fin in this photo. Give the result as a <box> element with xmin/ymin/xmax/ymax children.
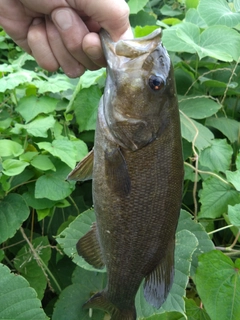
<box><xmin>105</xmin><ymin>147</ymin><xmax>131</xmax><ymax>197</ymax></box>
<box><xmin>144</xmin><ymin>238</ymin><xmax>175</xmax><ymax>308</ymax></box>
<box><xmin>67</xmin><ymin>149</ymin><xmax>94</xmax><ymax>181</ymax></box>
<box><xmin>76</xmin><ymin>222</ymin><xmax>105</xmax><ymax>269</ymax></box>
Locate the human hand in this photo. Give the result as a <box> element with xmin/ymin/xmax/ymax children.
<box><xmin>0</xmin><ymin>0</ymin><xmax>132</xmax><ymax>77</ymax></box>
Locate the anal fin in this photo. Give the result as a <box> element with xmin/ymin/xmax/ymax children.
<box><xmin>76</xmin><ymin>222</ymin><xmax>105</xmax><ymax>269</ymax></box>
<box><xmin>144</xmin><ymin>238</ymin><xmax>175</xmax><ymax>309</ymax></box>
<box><xmin>67</xmin><ymin>149</ymin><xmax>94</xmax><ymax>181</ymax></box>
<box><xmin>83</xmin><ymin>291</ymin><xmax>136</xmax><ymax>320</ymax></box>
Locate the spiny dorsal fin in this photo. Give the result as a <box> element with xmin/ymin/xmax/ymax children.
<box><xmin>67</xmin><ymin>149</ymin><xmax>94</xmax><ymax>181</ymax></box>
<box><xmin>143</xmin><ymin>238</ymin><xmax>175</xmax><ymax>309</ymax></box>
<box><xmin>83</xmin><ymin>291</ymin><xmax>136</xmax><ymax>320</ymax></box>
<box><xmin>76</xmin><ymin>222</ymin><xmax>105</xmax><ymax>269</ymax></box>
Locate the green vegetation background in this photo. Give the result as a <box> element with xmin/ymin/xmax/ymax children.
<box><xmin>0</xmin><ymin>0</ymin><xmax>240</xmax><ymax>319</ymax></box>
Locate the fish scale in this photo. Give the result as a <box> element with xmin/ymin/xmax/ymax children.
<box><xmin>68</xmin><ymin>28</ymin><xmax>184</xmax><ymax>320</ymax></box>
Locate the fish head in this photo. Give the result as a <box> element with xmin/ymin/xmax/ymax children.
<box><xmin>100</xmin><ymin>28</ymin><xmax>177</xmax><ymax>151</ymax></box>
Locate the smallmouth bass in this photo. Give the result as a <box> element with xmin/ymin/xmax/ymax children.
<box><xmin>68</xmin><ymin>28</ymin><xmax>184</xmax><ymax>320</ymax></box>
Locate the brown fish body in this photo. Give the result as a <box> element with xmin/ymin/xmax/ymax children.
<box><xmin>68</xmin><ymin>29</ymin><xmax>184</xmax><ymax>320</ymax></box>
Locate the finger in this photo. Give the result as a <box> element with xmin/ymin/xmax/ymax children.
<box><xmin>82</xmin><ymin>32</ymin><xmax>106</xmax><ymax>67</ymax></box>
<box><xmin>45</xmin><ymin>15</ymin><xmax>85</xmax><ymax>78</ymax></box>
<box><xmin>28</xmin><ymin>18</ymin><xmax>59</xmax><ymax>72</ymax></box>
<box><xmin>0</xmin><ymin>0</ymin><xmax>36</xmax><ymax>52</ymax></box>
<box><xmin>51</xmin><ymin>8</ymin><xmax>100</xmax><ymax>71</ymax></box>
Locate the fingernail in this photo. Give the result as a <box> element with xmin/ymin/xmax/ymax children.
<box><xmin>54</xmin><ymin>10</ymin><xmax>73</xmax><ymax>30</ymax></box>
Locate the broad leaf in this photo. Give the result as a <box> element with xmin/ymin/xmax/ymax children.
<box><xmin>185</xmin><ymin>298</ymin><xmax>210</xmax><ymax>320</ymax></box>
<box><xmin>37</xmin><ymin>139</ymin><xmax>83</xmax><ymax>169</ymax></box>
<box><xmin>2</xmin><ymin>159</ymin><xmax>30</xmax><ymax>176</ymax></box>
<box><xmin>0</xmin><ymin>264</ymin><xmax>48</xmax><ymax>319</ymax></box>
<box><xmin>226</xmin><ymin>170</ymin><xmax>240</xmax><ymax>191</ymax></box>
<box><xmin>205</xmin><ymin>117</ymin><xmax>240</xmax><ymax>143</ymax></box>
<box><xmin>14</xmin><ymin>236</ymin><xmax>51</xmax><ymax>300</ymax></box>
<box><xmin>143</xmin><ymin>313</ymin><xmax>185</xmax><ymax>320</ymax></box>
<box><xmin>0</xmin><ymin>194</ymin><xmax>29</xmax><ymax>244</ymax></box>
<box><xmin>73</xmin><ymin>86</ymin><xmax>101</xmax><ymax>132</ymax></box>
<box><xmin>199</xmin><ymin>139</ymin><xmax>233</xmax><ymax>173</ymax></box>
<box><xmin>30</xmin><ymin>155</ymin><xmax>56</xmax><ymax>171</ymax></box>
<box><xmin>11</xmin><ymin>115</ymin><xmax>56</xmax><ymax>138</ymax></box>
<box><xmin>228</xmin><ymin>204</ymin><xmax>240</xmax><ymax>228</ymax></box>
<box><xmin>35</xmin><ymin>172</ymin><xmax>74</xmax><ymax>201</ymax></box>
<box><xmin>0</xmin><ymin>140</ymin><xmax>24</xmax><ymax>157</ymax></box>
<box><xmin>195</xmin><ymin>250</ymin><xmax>240</xmax><ymax>320</ymax></box>
<box><xmin>52</xmin><ymin>266</ymin><xmax>106</xmax><ymax>320</ymax></box>
<box><xmin>79</xmin><ymin>68</ymin><xmax>106</xmax><ymax>89</ymax></box>
<box><xmin>177</xmin><ymin>210</ymin><xmax>214</xmax><ymax>276</ymax></box>
<box><xmin>180</xmin><ymin>113</ymin><xmax>214</xmax><ymax>150</ymax></box>
<box><xmin>17</xmin><ymin>95</ymin><xmax>58</xmax><ymax>123</ymax></box>
<box><xmin>56</xmin><ymin>209</ymin><xmax>103</xmax><ymax>272</ymax></box>
<box><xmin>0</xmin><ymin>70</ymin><xmax>36</xmax><ymax>92</ymax></box>
<box><xmin>163</xmin><ymin>22</ymin><xmax>240</xmax><ymax>61</ymax></box>
<box><xmin>198</xmin><ymin>177</ymin><xmax>240</xmax><ymax>219</ymax></box>
<box><xmin>179</xmin><ymin>97</ymin><xmax>221</xmax><ymax>119</ymax></box>
<box><xmin>34</xmin><ymin>74</ymin><xmax>75</xmax><ymax>94</ymax></box>
<box><xmin>128</xmin><ymin>0</ymin><xmax>149</xmax><ymax>14</ymax></box>
<box><xmin>198</xmin><ymin>0</ymin><xmax>240</xmax><ymax>27</ymax></box>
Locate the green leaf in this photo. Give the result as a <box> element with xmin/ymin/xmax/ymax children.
<box><xmin>180</xmin><ymin>113</ymin><xmax>214</xmax><ymax>150</ymax></box>
<box><xmin>185</xmin><ymin>8</ymin><xmax>207</xmax><ymax>28</ymax></box>
<box><xmin>0</xmin><ymin>263</ymin><xmax>48</xmax><ymax>319</ymax></box>
<box><xmin>0</xmin><ymin>194</ymin><xmax>29</xmax><ymax>244</ymax></box>
<box><xmin>228</xmin><ymin>204</ymin><xmax>240</xmax><ymax>228</ymax></box>
<box><xmin>31</xmin><ymin>155</ymin><xmax>56</xmax><ymax>171</ymax></box>
<box><xmin>185</xmin><ymin>298</ymin><xmax>211</xmax><ymax>320</ymax></box>
<box><xmin>33</xmin><ymin>74</ymin><xmax>75</xmax><ymax>94</ymax></box>
<box><xmin>199</xmin><ymin>139</ymin><xmax>233</xmax><ymax>173</ymax></box>
<box><xmin>14</xmin><ymin>236</ymin><xmax>51</xmax><ymax>300</ymax></box>
<box><xmin>37</xmin><ymin>139</ymin><xmax>79</xmax><ymax>169</ymax></box>
<box><xmin>0</xmin><ymin>140</ymin><xmax>24</xmax><ymax>157</ymax></box>
<box><xmin>0</xmin><ymin>70</ymin><xmax>36</xmax><ymax>92</ymax></box>
<box><xmin>128</xmin><ymin>0</ymin><xmax>149</xmax><ymax>14</ymax></box>
<box><xmin>35</xmin><ymin>172</ymin><xmax>74</xmax><ymax>201</ymax></box>
<box><xmin>23</xmin><ymin>189</ymin><xmax>56</xmax><ymax>210</ymax></box>
<box><xmin>17</xmin><ymin>95</ymin><xmax>58</xmax><ymax>123</ymax></box>
<box><xmin>198</xmin><ymin>177</ymin><xmax>240</xmax><ymax>219</ymax></box>
<box><xmin>79</xmin><ymin>68</ymin><xmax>106</xmax><ymax>89</ymax></box>
<box><xmin>73</xmin><ymin>86</ymin><xmax>101</xmax><ymax>132</ymax></box>
<box><xmin>134</xmin><ymin>26</ymin><xmax>159</xmax><ymax>38</ymax></box>
<box><xmin>177</xmin><ymin>210</ymin><xmax>214</xmax><ymax>276</ymax></box>
<box><xmin>195</xmin><ymin>250</ymin><xmax>240</xmax><ymax>320</ymax></box>
<box><xmin>144</xmin><ymin>313</ymin><xmax>185</xmax><ymax>320</ymax></box>
<box><xmin>226</xmin><ymin>170</ymin><xmax>240</xmax><ymax>191</ymax></box>
<box><xmin>52</xmin><ymin>266</ymin><xmax>106</xmax><ymax>320</ymax></box>
<box><xmin>56</xmin><ymin>209</ymin><xmax>104</xmax><ymax>272</ymax></box>
<box><xmin>163</xmin><ymin>22</ymin><xmax>240</xmax><ymax>61</ymax></box>
<box><xmin>11</xmin><ymin>115</ymin><xmax>56</xmax><ymax>138</ymax></box>
<box><xmin>2</xmin><ymin>159</ymin><xmax>30</xmax><ymax>176</ymax></box>
<box><xmin>198</xmin><ymin>0</ymin><xmax>240</xmax><ymax>27</ymax></box>
<box><xmin>179</xmin><ymin>97</ymin><xmax>221</xmax><ymax>119</ymax></box>
<box><xmin>206</xmin><ymin>117</ymin><xmax>240</xmax><ymax>143</ymax></box>
<box><xmin>135</xmin><ymin>230</ymin><xmax>198</xmax><ymax>318</ymax></box>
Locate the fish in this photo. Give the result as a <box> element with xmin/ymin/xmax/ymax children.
<box><xmin>67</xmin><ymin>28</ymin><xmax>184</xmax><ymax>320</ymax></box>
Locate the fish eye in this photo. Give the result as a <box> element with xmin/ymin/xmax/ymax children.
<box><xmin>148</xmin><ymin>75</ymin><xmax>165</xmax><ymax>91</ymax></box>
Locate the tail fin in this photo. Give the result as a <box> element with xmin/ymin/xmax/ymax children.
<box><xmin>83</xmin><ymin>291</ymin><xmax>136</xmax><ymax>320</ymax></box>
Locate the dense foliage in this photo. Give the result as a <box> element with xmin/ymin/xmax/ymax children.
<box><xmin>1</xmin><ymin>0</ymin><xmax>240</xmax><ymax>319</ymax></box>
